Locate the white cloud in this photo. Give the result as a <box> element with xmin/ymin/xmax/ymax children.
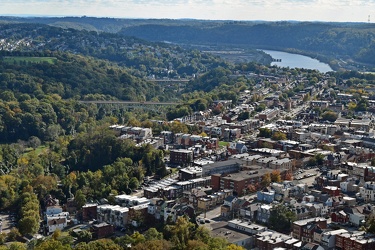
<box><xmin>0</xmin><ymin>0</ymin><xmax>374</xmax><ymax>22</ymax></box>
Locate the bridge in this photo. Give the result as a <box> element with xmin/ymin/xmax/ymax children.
<box><xmin>78</xmin><ymin>100</ymin><xmax>180</xmax><ymax>115</ymax></box>
<box><xmin>79</xmin><ymin>100</ymin><xmax>179</xmax><ymax>105</ymax></box>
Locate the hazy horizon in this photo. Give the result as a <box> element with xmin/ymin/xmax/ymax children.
<box><xmin>1</xmin><ymin>0</ymin><xmax>374</xmax><ymax>23</ymax></box>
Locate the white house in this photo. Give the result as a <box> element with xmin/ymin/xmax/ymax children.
<box><xmin>349</xmin><ymin>212</ymin><xmax>365</xmax><ymax>227</ymax></box>
<box><xmin>45</xmin><ymin>205</ymin><xmax>69</xmax><ymax>234</ymax></box>
<box><xmin>359</xmin><ymin>182</ymin><xmax>375</xmax><ymax>202</ymax></box>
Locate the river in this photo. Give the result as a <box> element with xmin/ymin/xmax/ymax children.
<box><xmin>261</xmin><ymin>50</ymin><xmax>333</xmax><ymax>73</ymax></box>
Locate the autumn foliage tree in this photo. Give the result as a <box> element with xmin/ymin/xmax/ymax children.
<box><xmin>261</xmin><ymin>173</ymin><xmax>271</xmax><ymax>187</ymax></box>
<box><xmin>284</xmin><ymin>172</ymin><xmax>293</xmax><ymax>181</ymax></box>
<box><xmin>271</xmin><ymin>170</ymin><xmax>282</xmax><ymax>183</ymax></box>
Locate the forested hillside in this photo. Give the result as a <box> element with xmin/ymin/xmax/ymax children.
<box><xmin>0</xmin><ymin>23</ymin><xmax>229</xmax><ymax>79</ymax></box>
<box><xmin>119</xmin><ymin>22</ymin><xmax>375</xmax><ymax>66</ymax></box>
<box><xmin>1</xmin><ymin>17</ymin><xmax>374</xmax><ymax>68</ymax></box>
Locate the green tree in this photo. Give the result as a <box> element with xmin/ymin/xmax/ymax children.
<box><xmin>77</xmin><ymin>230</ymin><xmax>92</xmax><ymax>243</ymax></box>
<box><xmin>271</xmin><ymin>131</ymin><xmax>287</xmax><ymax>141</ymax></box>
<box><xmin>258</xmin><ymin>128</ymin><xmax>272</xmax><ymax>138</ymax></box>
<box><xmin>268</xmin><ymin>204</ymin><xmax>296</xmax><ymax>233</ymax></box>
<box><xmin>129</xmin><ymin>177</ymin><xmax>140</xmax><ymax>190</ymax></box>
<box><xmin>75</xmin><ymin>190</ymin><xmax>87</xmax><ymax>209</ymax></box>
<box><xmin>6</xmin><ymin>228</ymin><xmax>21</xmax><ymax>242</ymax></box>
<box><xmin>226</xmin><ymin>244</ymin><xmax>245</xmax><ymax>250</ymax></box>
<box><xmin>132</xmin><ymin>240</ymin><xmax>172</xmax><ymax>250</ymax></box>
<box><xmin>18</xmin><ymin>216</ymin><xmax>39</xmax><ymax>235</ymax></box>
<box><xmin>144</xmin><ymin>228</ymin><xmax>163</xmax><ymax>241</ymax></box>
<box><xmin>35</xmin><ymin>239</ymin><xmax>71</xmax><ymax>250</ymax></box>
<box><xmin>81</xmin><ymin>239</ymin><xmax>122</xmax><ymax>250</ymax></box>
<box><xmin>8</xmin><ymin>242</ymin><xmax>27</xmax><ymax>250</ymax></box>
<box><xmin>164</xmin><ymin>216</ymin><xmax>195</xmax><ymax>250</ymax></box>
<box><xmin>321</xmin><ymin>111</ymin><xmax>337</xmax><ymax>122</ymax></box>
<box><xmin>170</xmin><ymin>121</ymin><xmax>189</xmax><ymax>134</ymax></box>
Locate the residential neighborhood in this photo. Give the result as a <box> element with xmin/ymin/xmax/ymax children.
<box><xmin>15</xmin><ymin>70</ymin><xmax>375</xmax><ymax>250</ymax></box>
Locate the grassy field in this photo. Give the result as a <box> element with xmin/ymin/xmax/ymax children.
<box><xmin>219</xmin><ymin>141</ymin><xmax>229</xmax><ymax>147</ymax></box>
<box><xmin>23</xmin><ymin>145</ymin><xmax>48</xmax><ymax>156</ymax></box>
<box><xmin>3</xmin><ymin>56</ymin><xmax>57</xmax><ymax>64</ymax></box>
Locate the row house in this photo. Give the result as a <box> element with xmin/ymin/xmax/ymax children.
<box><xmin>315</xmin><ymin>123</ymin><xmax>340</xmax><ymax>135</ymax></box>
<box><xmin>109</xmin><ymin>207</ymin><xmax>129</xmax><ymax>228</ymax></box>
<box><xmin>203</xmin><ymin>126</ymin><xmax>223</xmax><ymax>137</ymax></box>
<box><xmin>320</xmin><ymin>229</ymin><xmax>348</xmax><ymax>249</ymax></box>
<box><xmin>144</xmin><ymin>176</ymin><xmax>211</xmax><ymax>200</ymax></box>
<box><xmin>334</xmin><ymin>118</ymin><xmax>372</xmax><ymax>132</ymax></box>
<box><xmin>322</xmin><ymin>186</ymin><xmax>341</xmax><ymax>197</ymax></box>
<box><xmin>256</xmin><ymin>156</ymin><xmax>278</xmax><ymax>168</ymax></box>
<box><xmin>228</xmin><ymin>141</ymin><xmax>248</xmax><ymax>155</ymax></box>
<box><xmin>335</xmin><ymin>231</ymin><xmax>375</xmax><ymax>250</ymax></box>
<box><xmin>221</xmin><ymin>195</ymin><xmax>238</xmax><ymax>217</ymax></box>
<box><xmin>304</xmin><ymin>203</ymin><xmax>330</xmax><ymax>218</ymax></box>
<box><xmin>183</xmin><ymin>187</ymin><xmax>210</xmax><ymax>208</ymax></box>
<box><xmin>340</xmin><ymin>178</ymin><xmax>359</xmax><ymax>193</ymax></box>
<box><xmin>221</xmin><ymin>196</ymin><xmax>251</xmax><ymax>218</ymax></box>
<box><xmin>128</xmin><ymin>204</ymin><xmax>149</xmax><ymax>227</ymax></box>
<box><xmin>164</xmin><ymin>203</ymin><xmax>195</xmax><ymax>223</ymax></box>
<box><xmin>175</xmin><ymin>131</ymin><xmax>220</xmax><ymax>149</ymax></box>
<box><xmin>228</xmin><ymin>219</ymin><xmax>267</xmax><ymax>236</ymax></box>
<box><xmin>257</xmin><ymin>204</ymin><xmax>272</xmax><ymax>224</ymax></box>
<box><xmin>310</xmin><ymin>101</ymin><xmax>329</xmax><ymax>109</ymax></box>
<box><xmin>359</xmin><ymin>181</ymin><xmax>375</xmax><ymax>202</ymax></box>
<box><xmin>331</xmin><ymin>210</ymin><xmax>350</xmax><ymax>224</ymax></box>
<box><xmin>233</xmin><ymin>154</ymin><xmax>263</xmax><ymax>166</ymax></box>
<box><xmin>291</xmin><ymin>206</ymin><xmax>310</xmax><ymax>220</ymax></box>
<box><xmin>114</xmin><ymin>195</ymin><xmax>149</xmax><ymax>207</ymax></box>
<box><xmin>257</xmin><ymin>108</ymin><xmax>280</xmax><ymax>121</ymax></box>
<box><xmin>269</xmin><ymin>158</ymin><xmax>293</xmax><ymax>170</ymax></box>
<box><xmin>112</xmin><ymin>126</ymin><xmax>153</xmax><ymax>142</ymax></box>
<box><xmin>273</xmin><ymin>182</ymin><xmax>308</xmax><ymax>198</ymax></box>
<box><xmin>255</xmin><ymin>230</ymin><xmax>300</xmax><ymax>250</ymax></box>
<box><xmin>197</xmin><ymin>190</ymin><xmax>233</xmax><ymax>211</ymax></box>
<box><xmin>160</xmin><ymin>131</ymin><xmax>173</xmax><ymax>144</ymax></box>
<box><xmin>292</xmin><ymin>217</ymin><xmax>328</xmax><ymax>242</ymax></box>
<box><xmin>222</xmin><ymin>128</ymin><xmax>242</xmax><ymax>141</ymax></box>
<box><xmin>97</xmin><ymin>205</ymin><xmax>129</xmax><ymax>228</ymax></box>
<box><xmin>148</xmin><ymin>199</ymin><xmax>175</xmax><ymax>221</ymax></box>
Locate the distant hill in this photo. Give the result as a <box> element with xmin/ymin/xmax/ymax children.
<box><xmin>0</xmin><ymin>22</ymin><xmax>231</xmax><ymax>81</ymax></box>
<box><xmin>119</xmin><ymin>22</ymin><xmax>375</xmax><ymax>67</ymax></box>
<box><xmin>0</xmin><ymin>16</ymin><xmax>372</xmax><ymax>68</ymax></box>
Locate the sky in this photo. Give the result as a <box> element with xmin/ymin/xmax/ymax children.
<box><xmin>1</xmin><ymin>0</ymin><xmax>374</xmax><ymax>23</ymax></box>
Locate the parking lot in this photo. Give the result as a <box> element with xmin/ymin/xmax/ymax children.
<box><xmin>0</xmin><ymin>212</ymin><xmax>15</xmax><ymax>233</ymax></box>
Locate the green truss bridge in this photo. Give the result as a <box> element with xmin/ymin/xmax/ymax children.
<box><xmin>78</xmin><ymin>100</ymin><xmax>180</xmax><ymax>115</ymax></box>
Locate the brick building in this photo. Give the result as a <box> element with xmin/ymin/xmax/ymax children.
<box><xmin>170</xmin><ymin>149</ymin><xmax>193</xmax><ymax>165</ymax></box>
<box><xmin>91</xmin><ymin>223</ymin><xmax>114</xmax><ymax>239</ymax></box>
<box><xmin>292</xmin><ymin>218</ymin><xmax>327</xmax><ymax>242</ymax></box>
<box><xmin>82</xmin><ymin>203</ymin><xmax>98</xmax><ymax>221</ymax></box>
<box><xmin>335</xmin><ymin>231</ymin><xmax>375</xmax><ymax>250</ymax></box>
<box><xmin>211</xmin><ymin>167</ymin><xmax>286</xmax><ymax>196</ymax></box>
